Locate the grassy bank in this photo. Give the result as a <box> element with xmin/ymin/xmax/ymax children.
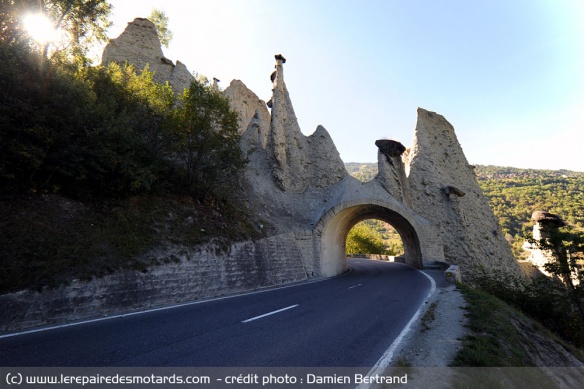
<box><xmin>453</xmin><ymin>285</ymin><xmax>584</xmax><ymax>367</ymax></box>
<box><xmin>0</xmin><ymin>193</ymin><xmax>266</xmax><ymax>294</ymax></box>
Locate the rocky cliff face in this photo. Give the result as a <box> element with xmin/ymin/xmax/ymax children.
<box><xmin>406</xmin><ymin>108</ymin><xmax>520</xmax><ymax>275</ymax></box>
<box><xmin>223</xmin><ymin>79</ymin><xmax>271</xmax><ymax>147</ymax></box>
<box><xmin>100</xmin><ymin>19</ymin><xmax>521</xmax><ymax>281</ymax></box>
<box><xmin>266</xmin><ymin>55</ymin><xmax>310</xmax><ymax>191</ymax></box>
<box><xmin>307</xmin><ymin>125</ymin><xmax>346</xmax><ymax>188</ymax></box>
<box><xmin>102</xmin><ymin>20</ymin><xmax>348</xmax><ymax>194</ymax></box>
<box><xmin>375</xmin><ymin>139</ymin><xmax>413</xmax><ymax>207</ymax></box>
<box><xmin>267</xmin><ymin>56</ymin><xmax>346</xmax><ymax>191</ymax></box>
<box><xmin>224</xmin><ymin>56</ymin><xmax>347</xmax><ymax>193</ymax></box>
<box><xmin>102</xmin><ymin>18</ymin><xmax>194</xmax><ymax>94</ymax></box>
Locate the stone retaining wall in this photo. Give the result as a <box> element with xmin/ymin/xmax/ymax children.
<box><xmin>0</xmin><ymin>233</ymin><xmax>309</xmax><ymax>333</ymax></box>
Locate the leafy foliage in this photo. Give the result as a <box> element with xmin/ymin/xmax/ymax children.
<box><xmin>473</xmin><ymin>269</ymin><xmax>584</xmax><ymax>347</ymax></box>
<box><xmin>0</xmin><ymin>29</ymin><xmax>245</xmax><ymax>201</ymax></box>
<box><xmin>346</xmin><ymin>221</ymin><xmax>404</xmax><ymax>255</ymax></box>
<box><xmin>345</xmin><ymin>162</ymin><xmax>378</xmax><ymax>182</ymax></box>
<box><xmin>0</xmin><ymin>45</ymin><xmax>173</xmax><ymax>197</ymax></box>
<box><xmin>0</xmin><ymin>13</ymin><xmax>254</xmax><ymax>292</ymax></box>
<box><xmin>1</xmin><ymin>0</ymin><xmax>34</xmax><ymax>46</ymax></box>
<box><xmin>169</xmin><ymin>78</ymin><xmax>246</xmax><ymax>203</ymax></box>
<box><xmin>475</xmin><ymin>166</ymin><xmax>584</xmax><ymax>237</ymax></box>
<box><xmin>148</xmin><ymin>8</ymin><xmax>173</xmax><ymax>48</ymax></box>
<box><xmin>346</xmin><ymin>222</ymin><xmax>388</xmax><ymax>255</ymax></box>
<box><xmin>530</xmin><ymin>225</ymin><xmax>584</xmax><ymax>285</ymax></box>
<box><xmin>36</xmin><ymin>0</ymin><xmax>112</xmax><ymax>61</ymax></box>
<box><xmin>0</xmin><ymin>0</ymin><xmax>112</xmax><ymax>67</ymax></box>
<box><xmin>528</xmin><ymin>224</ymin><xmax>584</xmax><ymax>320</ymax></box>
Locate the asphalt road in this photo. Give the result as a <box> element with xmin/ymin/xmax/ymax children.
<box><xmin>0</xmin><ymin>259</ymin><xmax>433</xmax><ymax>367</ymax></box>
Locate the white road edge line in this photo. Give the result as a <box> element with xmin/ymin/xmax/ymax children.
<box><xmin>241</xmin><ymin>304</ymin><xmax>299</xmax><ymax>323</ymax></box>
<box><xmin>0</xmin><ymin>273</ymin><xmax>346</xmax><ymax>340</ymax></box>
<box><xmin>356</xmin><ymin>264</ymin><xmax>437</xmax><ymax>389</ymax></box>
<box><xmin>348</xmin><ymin>283</ymin><xmax>363</xmax><ymax>289</ymax></box>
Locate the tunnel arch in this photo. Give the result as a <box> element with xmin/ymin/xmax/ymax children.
<box><xmin>314</xmin><ymin>200</ymin><xmax>423</xmax><ymax>277</ymax></box>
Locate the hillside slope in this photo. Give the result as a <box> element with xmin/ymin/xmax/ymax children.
<box><xmin>0</xmin><ymin>193</ymin><xmax>267</xmax><ymax>294</ymax></box>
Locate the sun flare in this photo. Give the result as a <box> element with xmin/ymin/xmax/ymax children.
<box><xmin>23</xmin><ymin>13</ymin><xmax>58</xmax><ymax>44</ymax></box>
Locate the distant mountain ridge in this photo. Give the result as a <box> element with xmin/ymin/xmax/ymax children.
<box><xmin>472</xmin><ymin>165</ymin><xmax>584</xmax><ymax>179</ymax></box>
<box><xmin>346</xmin><ymin>162</ymin><xmax>584</xmax><ymax>179</ymax></box>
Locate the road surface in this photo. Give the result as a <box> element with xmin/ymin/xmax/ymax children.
<box><xmin>0</xmin><ymin>259</ymin><xmax>433</xmax><ymax>367</ymax></box>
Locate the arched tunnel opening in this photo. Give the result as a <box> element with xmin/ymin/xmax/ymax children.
<box><xmin>319</xmin><ymin>204</ymin><xmax>423</xmax><ymax>277</ymax></box>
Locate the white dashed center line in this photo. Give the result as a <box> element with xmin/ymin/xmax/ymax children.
<box><xmin>241</xmin><ymin>304</ymin><xmax>299</xmax><ymax>323</ymax></box>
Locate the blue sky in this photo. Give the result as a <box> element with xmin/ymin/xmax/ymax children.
<box><xmin>105</xmin><ymin>0</ymin><xmax>584</xmax><ymax>171</ymax></box>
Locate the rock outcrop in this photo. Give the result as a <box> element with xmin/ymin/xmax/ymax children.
<box><xmin>522</xmin><ymin>211</ymin><xmax>567</xmax><ymax>278</ymax></box>
<box><xmin>266</xmin><ymin>55</ymin><xmax>310</xmax><ymax>191</ymax></box>
<box><xmin>375</xmin><ymin>139</ymin><xmax>413</xmax><ymax>207</ymax></box>
<box><xmin>102</xmin><ymin>18</ymin><xmax>194</xmax><ymax>94</ymax></box>
<box><xmin>228</xmin><ymin>55</ymin><xmax>346</xmax><ymax>193</ymax></box>
<box><xmin>531</xmin><ymin>211</ymin><xmax>566</xmax><ymax>227</ymax></box>
<box><xmin>223</xmin><ymin>79</ymin><xmax>271</xmax><ymax>144</ymax></box>
<box><xmin>306</xmin><ymin>125</ymin><xmax>346</xmax><ymax>188</ymax></box>
<box><xmin>406</xmin><ymin>108</ymin><xmax>520</xmax><ymax>275</ymax></box>
<box><xmin>265</xmin><ymin>55</ymin><xmax>346</xmax><ymax>191</ymax></box>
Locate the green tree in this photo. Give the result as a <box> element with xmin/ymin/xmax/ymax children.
<box><xmin>1</xmin><ymin>0</ymin><xmax>111</xmax><ymax>67</ymax></box>
<box><xmin>529</xmin><ymin>224</ymin><xmax>584</xmax><ymax>321</ymax></box>
<box><xmin>148</xmin><ymin>8</ymin><xmax>172</xmax><ymax>48</ymax></box>
<box><xmin>0</xmin><ymin>30</ymin><xmax>176</xmax><ymax>198</ymax></box>
<box><xmin>169</xmin><ymin>77</ymin><xmax>245</xmax><ymax>203</ymax></box>
<box><xmin>346</xmin><ymin>222</ymin><xmax>389</xmax><ymax>255</ymax></box>
<box><xmin>65</xmin><ymin>62</ymin><xmax>175</xmax><ymax>196</ymax></box>
<box><xmin>1</xmin><ymin>0</ymin><xmax>34</xmax><ymax>46</ymax></box>
<box><xmin>42</xmin><ymin>0</ymin><xmax>111</xmax><ymax>60</ymax></box>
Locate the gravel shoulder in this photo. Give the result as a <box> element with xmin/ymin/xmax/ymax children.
<box><xmin>392</xmin><ymin>269</ymin><xmax>468</xmax><ymax>367</ymax></box>
<box><xmin>372</xmin><ymin>269</ymin><xmax>468</xmax><ymax>389</ymax></box>
<box><xmin>381</xmin><ymin>268</ymin><xmax>584</xmax><ymax>389</ymax></box>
